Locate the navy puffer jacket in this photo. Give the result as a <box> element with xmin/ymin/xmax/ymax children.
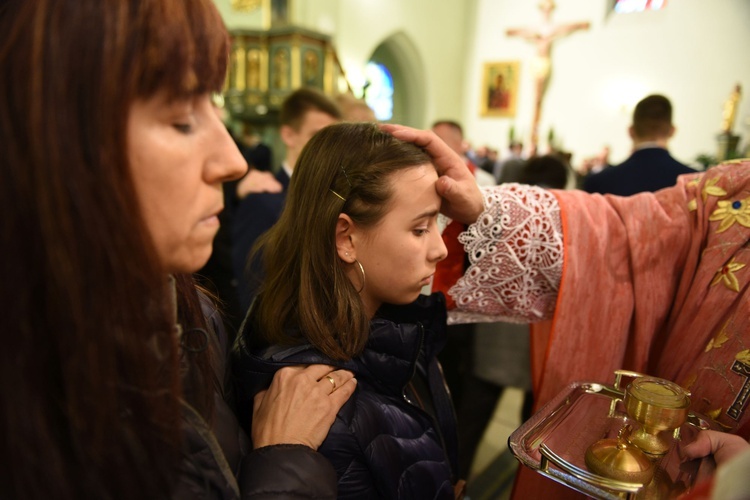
<box><xmin>232</xmin><ymin>293</ymin><xmax>459</xmax><ymax>499</ymax></box>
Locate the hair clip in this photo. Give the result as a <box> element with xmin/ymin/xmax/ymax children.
<box><xmin>340</xmin><ymin>165</ymin><xmax>352</xmax><ymax>187</ymax></box>
<box><xmin>329</xmin><ymin>189</ymin><xmax>346</xmax><ymax>202</ymax></box>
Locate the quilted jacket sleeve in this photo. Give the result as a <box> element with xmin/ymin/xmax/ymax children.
<box><xmin>239</xmin><ymin>444</ymin><xmax>338</xmax><ymax>499</ymax></box>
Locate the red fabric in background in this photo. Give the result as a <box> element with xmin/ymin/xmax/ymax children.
<box><xmin>432</xmin><ymin>220</ymin><xmax>466</xmax><ymax>309</ymax></box>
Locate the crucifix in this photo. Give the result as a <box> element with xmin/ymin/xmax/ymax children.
<box><xmin>728</xmin><ymin>359</ymin><xmax>750</xmax><ymax>420</ymax></box>
<box><xmin>506</xmin><ymin>0</ymin><xmax>589</xmax><ymax>153</ymax></box>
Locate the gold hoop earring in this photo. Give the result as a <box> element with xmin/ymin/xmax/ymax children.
<box><xmin>354</xmin><ymin>259</ymin><xmax>365</xmax><ymax>293</ymax></box>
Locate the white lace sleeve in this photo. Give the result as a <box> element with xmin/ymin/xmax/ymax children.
<box><xmin>448</xmin><ymin>184</ymin><xmax>563</xmax><ymax>324</ymax></box>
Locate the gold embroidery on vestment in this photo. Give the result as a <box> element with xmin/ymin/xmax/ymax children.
<box><xmin>702</xmin><ymin>177</ymin><xmax>728</xmax><ymax>202</ymax></box>
<box><xmin>683</xmin><ymin>372</ymin><xmax>697</xmax><ymax>389</ymax></box>
<box><xmin>736</xmin><ymin>350</ymin><xmax>750</xmax><ymax>364</ymax></box>
<box><xmin>711</xmin><ymin>257</ymin><xmax>746</xmax><ymax>292</ymax></box>
<box><xmin>709</xmin><ymin>197</ymin><xmax>750</xmax><ymax>233</ymax></box>
<box><xmin>705</xmin><ymin>321</ymin><xmax>731</xmax><ymax>352</ymax></box>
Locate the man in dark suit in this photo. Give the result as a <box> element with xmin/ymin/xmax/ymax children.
<box><xmin>231</xmin><ymin>88</ymin><xmax>341</xmax><ymax>310</ymax></box>
<box><xmin>583</xmin><ymin>94</ymin><xmax>694</xmax><ymax>196</ymax></box>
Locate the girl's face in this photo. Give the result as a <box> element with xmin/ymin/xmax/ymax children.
<box><xmin>347</xmin><ymin>164</ymin><xmax>448</xmax><ymax>316</ymax></box>
<box><xmin>127</xmin><ymin>92</ymin><xmax>247</xmax><ymax>273</ymax></box>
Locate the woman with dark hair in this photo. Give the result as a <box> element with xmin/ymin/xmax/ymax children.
<box><xmin>233</xmin><ymin>122</ymin><xmax>465</xmax><ymax>498</ymax></box>
<box><xmin>0</xmin><ymin>0</ymin><xmax>354</xmax><ymax>498</ymax></box>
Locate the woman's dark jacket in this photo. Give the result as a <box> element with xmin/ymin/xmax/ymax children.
<box><xmin>232</xmin><ymin>293</ymin><xmax>459</xmax><ymax>499</ymax></box>
<box><xmin>174</xmin><ymin>295</ymin><xmax>338</xmax><ymax>499</ymax></box>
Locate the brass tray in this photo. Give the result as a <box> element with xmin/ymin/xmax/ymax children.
<box><xmin>508</xmin><ymin>370</ymin><xmax>719</xmax><ymax>499</ymax></box>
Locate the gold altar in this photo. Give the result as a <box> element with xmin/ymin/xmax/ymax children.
<box><xmin>224</xmin><ymin>26</ymin><xmax>347</xmax><ymax>122</ymax></box>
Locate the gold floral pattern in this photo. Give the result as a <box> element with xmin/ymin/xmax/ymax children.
<box><xmin>702</xmin><ymin>177</ymin><xmax>728</xmax><ymax>202</ymax></box>
<box><xmin>709</xmin><ymin>197</ymin><xmax>750</xmax><ymax>233</ymax></box>
<box><xmin>711</xmin><ymin>257</ymin><xmax>746</xmax><ymax>292</ymax></box>
<box><xmin>705</xmin><ymin>322</ymin><xmax>730</xmax><ymax>352</ymax></box>
<box><xmin>687</xmin><ymin>199</ymin><xmax>697</xmax><ymax>212</ymax></box>
<box><xmin>736</xmin><ymin>350</ymin><xmax>750</xmax><ymax>364</ymax></box>
<box><xmin>682</xmin><ymin>372</ymin><xmax>697</xmax><ymax>389</ymax></box>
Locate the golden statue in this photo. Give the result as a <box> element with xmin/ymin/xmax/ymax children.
<box><xmin>303</xmin><ymin>50</ymin><xmax>319</xmax><ymax>87</ymax></box>
<box><xmin>721</xmin><ymin>83</ymin><xmax>742</xmax><ymax>135</ymax></box>
<box><xmin>272</xmin><ymin>49</ymin><xmax>289</xmax><ymax>89</ymax></box>
<box><xmin>247</xmin><ymin>49</ymin><xmax>261</xmax><ymax>90</ymax></box>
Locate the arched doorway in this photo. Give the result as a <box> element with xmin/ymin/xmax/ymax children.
<box><xmin>366</xmin><ymin>31</ymin><xmax>426</xmax><ymax>127</ymax></box>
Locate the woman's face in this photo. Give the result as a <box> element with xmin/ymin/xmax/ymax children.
<box><xmin>127</xmin><ymin>92</ymin><xmax>247</xmax><ymax>273</ymax></box>
<box><xmin>351</xmin><ymin>164</ymin><xmax>448</xmax><ymax>315</ymax></box>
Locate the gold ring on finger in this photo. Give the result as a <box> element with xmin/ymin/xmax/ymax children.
<box><xmin>325</xmin><ymin>374</ymin><xmax>336</xmax><ymax>394</ymax></box>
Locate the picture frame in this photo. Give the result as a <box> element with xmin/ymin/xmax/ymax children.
<box><xmin>480</xmin><ymin>61</ymin><xmax>520</xmax><ymax>118</ymax></box>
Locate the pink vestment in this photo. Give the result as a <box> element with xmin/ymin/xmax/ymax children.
<box><xmin>450</xmin><ymin>161</ymin><xmax>750</xmax><ymax>498</ymax></box>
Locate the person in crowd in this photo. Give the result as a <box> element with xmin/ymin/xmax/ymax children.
<box><xmin>574</xmin><ymin>145</ymin><xmax>610</xmax><ymax>189</ymax></box>
<box><xmin>469</xmin><ymin>145</ymin><xmax>499</xmax><ymax>176</ymax></box>
<box><xmin>583</xmin><ymin>94</ymin><xmax>694</xmax><ymax>195</ymax></box>
<box><xmin>432</xmin><ymin>120</ymin><xmax>496</xmax><ymax>189</ymax></box>
<box><xmin>494</xmin><ymin>141</ymin><xmax>526</xmax><ymax>183</ymax></box>
<box><xmin>0</xmin><ymin>1</ymin><xmax>356</xmax><ymax>498</ymax></box>
<box><xmin>232</xmin><ymin>87</ymin><xmax>342</xmax><ymax>310</ymax></box>
<box><xmin>232</xmin><ymin>123</ymin><xmax>466</xmax><ymax>498</ymax></box>
<box><xmin>196</xmin><ymin>109</ymin><xmax>280</xmax><ymax>337</ymax></box>
<box><xmin>518</xmin><ymin>154</ymin><xmax>570</xmax><ymax>189</ymax></box>
<box><xmin>382</xmin><ymin>123</ymin><xmax>750</xmax><ymax>498</ymax></box>
<box><xmin>335</xmin><ymin>93</ymin><xmax>377</xmax><ymax>122</ymax></box>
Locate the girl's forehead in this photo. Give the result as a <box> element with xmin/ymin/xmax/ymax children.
<box><xmin>387</xmin><ymin>163</ymin><xmax>436</xmax><ymax>183</ymax></box>
<box><xmin>387</xmin><ymin>165</ymin><xmax>440</xmax><ymax>205</ymax></box>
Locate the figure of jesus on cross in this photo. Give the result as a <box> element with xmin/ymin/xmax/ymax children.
<box><xmin>506</xmin><ymin>0</ymin><xmax>589</xmax><ymax>153</ymax></box>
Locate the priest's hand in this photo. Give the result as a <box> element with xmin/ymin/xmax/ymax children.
<box><xmin>251</xmin><ymin>365</ymin><xmax>356</xmax><ymax>450</ymax></box>
<box><xmin>380</xmin><ymin>124</ymin><xmax>484</xmax><ymax>225</ymax></box>
<box><xmin>680</xmin><ymin>430</ymin><xmax>749</xmax><ymax>466</ymax></box>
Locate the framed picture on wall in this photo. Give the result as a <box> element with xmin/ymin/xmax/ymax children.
<box><xmin>480</xmin><ymin>61</ymin><xmax>520</xmax><ymax>117</ymax></box>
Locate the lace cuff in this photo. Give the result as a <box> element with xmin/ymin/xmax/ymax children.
<box><xmin>448</xmin><ymin>184</ymin><xmax>563</xmax><ymax>323</ymax></box>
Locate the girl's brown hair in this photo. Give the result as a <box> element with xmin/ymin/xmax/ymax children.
<box><xmin>0</xmin><ymin>0</ymin><xmax>228</xmax><ymax>497</ymax></box>
<box><xmin>254</xmin><ymin>123</ymin><xmax>432</xmax><ymax>360</ymax></box>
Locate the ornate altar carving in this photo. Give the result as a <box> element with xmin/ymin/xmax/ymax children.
<box><xmin>224</xmin><ymin>26</ymin><xmax>348</xmax><ymax>122</ymax></box>
<box><xmin>230</xmin><ymin>0</ymin><xmax>262</xmax><ymax>12</ymax></box>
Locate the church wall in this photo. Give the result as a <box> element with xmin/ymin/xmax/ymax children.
<box><xmin>297</xmin><ymin>0</ymin><xmax>472</xmax><ymax>128</ymax></box>
<box><xmin>463</xmin><ymin>0</ymin><xmax>750</xmax><ymax>167</ymax></box>
<box><xmin>213</xmin><ymin>0</ymin><xmax>473</xmax><ymax>128</ymax></box>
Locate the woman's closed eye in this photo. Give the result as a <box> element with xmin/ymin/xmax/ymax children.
<box><xmin>173</xmin><ymin>123</ymin><xmax>193</xmax><ymax>134</ymax></box>
<box><xmin>413</xmin><ymin>228</ymin><xmax>430</xmax><ymax>236</ymax></box>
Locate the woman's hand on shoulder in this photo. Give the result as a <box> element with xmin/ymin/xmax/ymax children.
<box><xmin>251</xmin><ymin>364</ymin><xmax>356</xmax><ymax>450</ymax></box>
